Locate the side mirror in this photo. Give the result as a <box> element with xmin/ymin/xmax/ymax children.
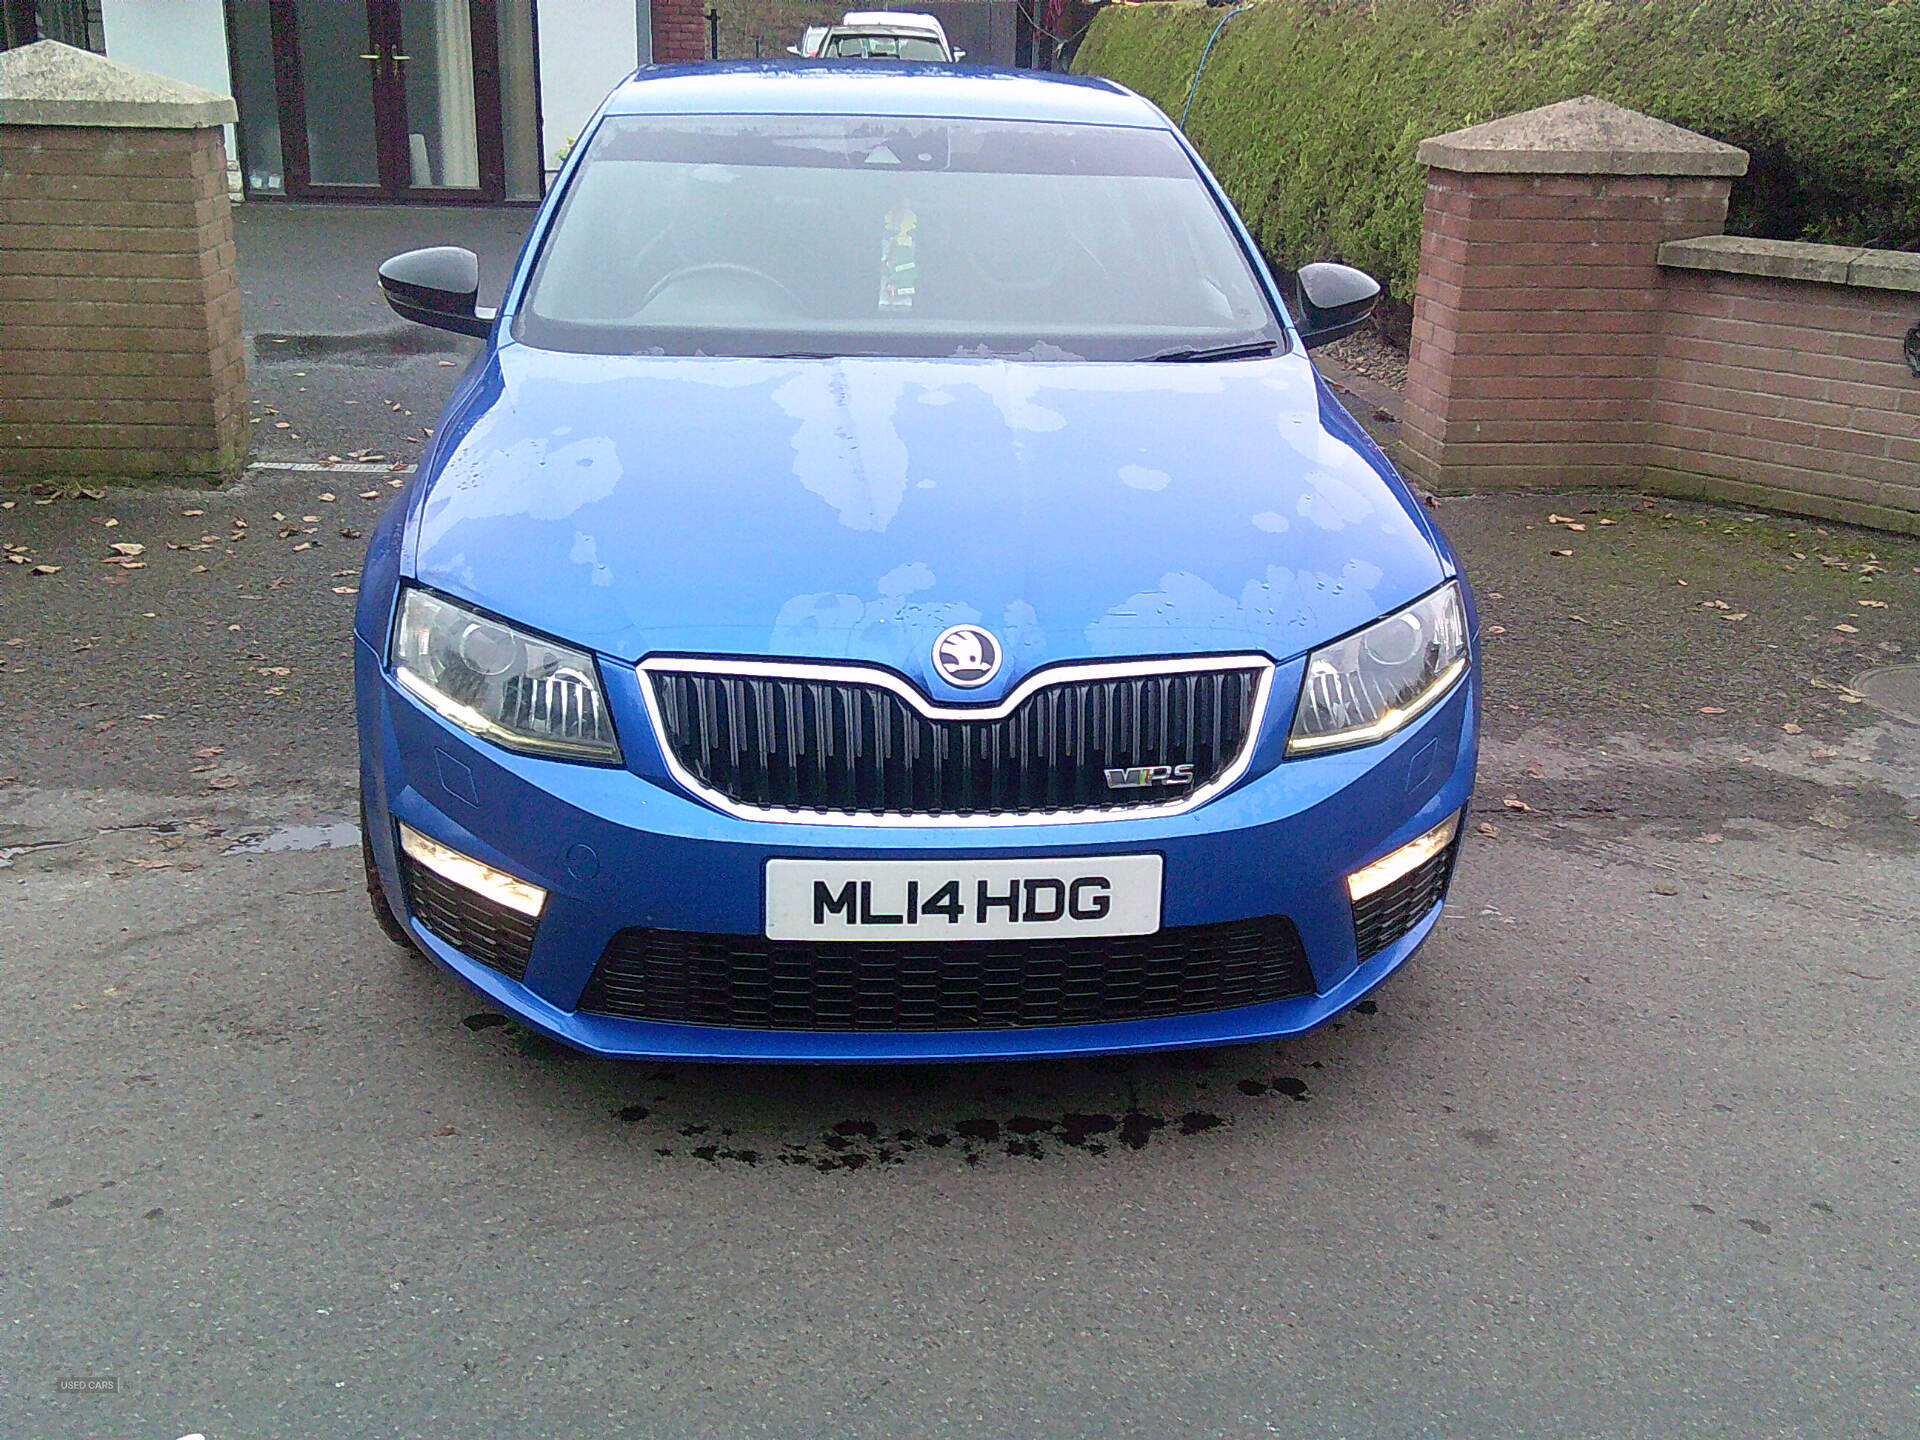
<box><xmin>379</xmin><ymin>246</ymin><xmax>493</xmax><ymax>338</ymax></box>
<box><xmin>1296</xmin><ymin>262</ymin><xmax>1380</xmax><ymax>350</ymax></box>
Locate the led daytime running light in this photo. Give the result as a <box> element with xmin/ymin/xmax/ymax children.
<box><xmin>398</xmin><ymin>822</ymin><xmax>547</xmax><ymax>918</ymax></box>
<box><xmin>1347</xmin><ymin>812</ymin><xmax>1459</xmax><ymax>902</ymax></box>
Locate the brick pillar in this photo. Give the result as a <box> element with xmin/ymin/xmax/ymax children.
<box><xmin>1401</xmin><ymin>96</ymin><xmax>1747</xmax><ymax>492</ymax></box>
<box><xmin>0</xmin><ymin>41</ymin><xmax>247</xmax><ymax>485</ymax></box>
<box><xmin>651</xmin><ymin>0</ymin><xmax>709</xmax><ymax>62</ymax></box>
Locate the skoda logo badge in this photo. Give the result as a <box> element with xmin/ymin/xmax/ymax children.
<box><xmin>932</xmin><ymin>624</ymin><xmax>1001</xmax><ymax>688</ymax></box>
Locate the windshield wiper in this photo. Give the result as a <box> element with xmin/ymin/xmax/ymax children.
<box><xmin>1143</xmin><ymin>339</ymin><xmax>1278</xmax><ymax>363</ymax></box>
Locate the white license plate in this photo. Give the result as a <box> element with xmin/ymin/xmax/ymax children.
<box><xmin>765</xmin><ymin>856</ymin><xmax>1163</xmax><ymax>942</ymax></box>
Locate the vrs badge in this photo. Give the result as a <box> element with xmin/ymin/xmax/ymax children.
<box><xmin>1105</xmin><ymin>763</ymin><xmax>1195</xmax><ymax>790</ymax></box>
<box><xmin>931</xmin><ymin>624</ymin><xmax>1001</xmax><ymax>688</ymax></box>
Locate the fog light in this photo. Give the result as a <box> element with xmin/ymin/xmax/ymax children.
<box><xmin>1347</xmin><ymin>812</ymin><xmax>1460</xmax><ymax>902</ymax></box>
<box><xmin>398</xmin><ymin>822</ymin><xmax>546</xmax><ymax>917</ymax></box>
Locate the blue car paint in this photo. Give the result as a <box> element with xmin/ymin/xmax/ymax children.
<box><xmin>356</xmin><ymin>64</ymin><xmax>1479</xmax><ymax>1062</ymax></box>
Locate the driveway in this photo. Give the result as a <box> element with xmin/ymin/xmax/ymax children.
<box><xmin>2</xmin><ymin>205</ymin><xmax>1918</xmax><ymax>1440</ymax></box>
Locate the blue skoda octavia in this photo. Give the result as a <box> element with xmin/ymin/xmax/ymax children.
<box><xmin>356</xmin><ymin>63</ymin><xmax>1478</xmax><ymax>1062</ymax></box>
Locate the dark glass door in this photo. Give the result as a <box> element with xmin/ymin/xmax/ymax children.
<box><xmin>261</xmin><ymin>0</ymin><xmax>504</xmax><ymax>202</ymax></box>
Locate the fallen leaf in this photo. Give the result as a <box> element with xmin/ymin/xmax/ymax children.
<box><xmin>1551</xmin><ymin>549</ymin><xmax>1573</xmax><ymax>558</ymax></box>
<box><xmin>317</xmin><ymin>492</ymin><xmax>336</xmax><ymax>502</ymax></box>
<box><xmin>1835</xmin><ymin>624</ymin><xmax>1859</xmax><ymax>634</ymax></box>
<box><xmin>206</xmin><ymin>777</ymin><xmax>240</xmax><ymax>789</ymax></box>
<box><xmin>1810</xmin><ymin>749</ymin><xmax>1837</xmax><ymax>760</ymax></box>
<box><xmin>1700</xmin><ymin>706</ymin><xmax>1726</xmax><ymax>715</ymax></box>
<box><xmin>1598</xmin><ymin>518</ymin><xmax>1616</xmax><ymax>526</ymax></box>
<box><xmin>108</xmin><ymin>542</ymin><xmax>144</xmax><ymax>556</ymax></box>
<box><xmin>1477</xmin><ymin>822</ymin><xmax>1499</xmax><ymax>837</ymax></box>
<box><xmin>30</xmin><ymin>565</ymin><xmax>61</xmax><ymax>576</ymax></box>
<box><xmin>1565</xmin><ymin>522</ymin><xmax>1586</xmax><ymax>531</ymax></box>
<box><xmin>1676</xmin><ymin>579</ymin><xmax>1688</xmax><ymax>586</ymax></box>
<box><xmin>1859</xmin><ymin>599</ymin><xmax>1887</xmax><ymax>609</ymax></box>
<box><xmin>1502</xmin><ymin>797</ymin><xmax>1535</xmax><ymax>813</ymax></box>
<box><xmin>293</xmin><ymin>541</ymin><xmax>313</xmax><ymax>552</ymax></box>
<box><xmin>358</xmin><ymin>491</ymin><xmax>379</xmax><ymax>500</ymax></box>
<box><xmin>1781</xmin><ymin>722</ymin><xmax>1803</xmax><ymax>734</ymax></box>
<box><xmin>255</xmin><ymin>666</ymin><xmax>291</xmax><ymax>676</ymax></box>
<box><xmin>1721</xmin><ymin>612</ymin><xmax>1748</xmax><ymax>621</ymax></box>
<box><xmin>1485</xmin><ymin>624</ymin><xmax>1506</xmax><ymax>635</ymax></box>
<box><xmin>331</xmin><ymin>585</ymin><xmax>358</xmax><ymax>595</ymax></box>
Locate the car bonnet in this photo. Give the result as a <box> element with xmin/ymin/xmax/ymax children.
<box><xmin>406</xmin><ymin>345</ymin><xmax>1447</xmax><ymax>703</ymax></box>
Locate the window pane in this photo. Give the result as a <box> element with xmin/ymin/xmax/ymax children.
<box><xmin>297</xmin><ymin>2</ymin><xmax>379</xmax><ymax>186</ymax></box>
<box><xmin>496</xmin><ymin>0</ymin><xmax>540</xmax><ymax>199</ymax></box>
<box><xmin>397</xmin><ymin>0</ymin><xmax>479</xmax><ymax>189</ymax></box>
<box><xmin>228</xmin><ymin>0</ymin><xmax>283</xmax><ymax>194</ymax></box>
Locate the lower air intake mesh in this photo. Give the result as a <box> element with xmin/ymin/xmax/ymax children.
<box><xmin>1351</xmin><ymin>839</ymin><xmax>1458</xmax><ymax>961</ymax></box>
<box><xmin>576</xmin><ymin>916</ymin><xmax>1316</xmax><ymax>1031</ymax></box>
<box><xmin>402</xmin><ymin>853</ymin><xmax>538</xmax><ymax>982</ymax></box>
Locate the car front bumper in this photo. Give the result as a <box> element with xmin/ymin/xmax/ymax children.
<box><xmin>356</xmin><ymin>637</ymin><xmax>1478</xmax><ymax>1062</ymax></box>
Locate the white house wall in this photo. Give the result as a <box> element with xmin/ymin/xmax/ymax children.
<box><xmin>536</xmin><ymin>0</ymin><xmax>644</xmax><ymax>181</ymax></box>
<box><xmin>99</xmin><ymin>0</ymin><xmax>238</xmax><ymax>186</ymax></box>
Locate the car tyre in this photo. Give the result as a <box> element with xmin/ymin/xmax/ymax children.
<box><xmin>361</xmin><ymin>794</ymin><xmax>419</xmax><ymax>952</ymax></box>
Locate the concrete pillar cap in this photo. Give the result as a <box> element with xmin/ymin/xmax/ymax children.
<box><xmin>1417</xmin><ymin>95</ymin><xmax>1747</xmax><ymax>177</ymax></box>
<box><xmin>0</xmin><ymin>39</ymin><xmax>237</xmax><ymax>129</ymax></box>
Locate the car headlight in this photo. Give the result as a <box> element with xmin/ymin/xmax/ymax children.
<box><xmin>389</xmin><ymin>587</ymin><xmax>622</xmax><ymax>763</ymax></box>
<box><xmin>1287</xmin><ymin>581</ymin><xmax>1468</xmax><ymax>755</ymax></box>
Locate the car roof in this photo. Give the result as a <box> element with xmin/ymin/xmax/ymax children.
<box><xmin>605</xmin><ymin>63</ymin><xmax>1164</xmax><ymax>128</ymax></box>
<box><xmin>840</xmin><ymin>10</ymin><xmax>945</xmax><ymax>33</ymax></box>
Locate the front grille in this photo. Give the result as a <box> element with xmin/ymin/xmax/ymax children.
<box><xmin>645</xmin><ymin>660</ymin><xmax>1266</xmax><ymax>818</ymax></box>
<box><xmin>575</xmin><ymin>916</ymin><xmax>1315</xmax><ymax>1031</ymax></box>
<box><xmin>1352</xmin><ymin>839</ymin><xmax>1458</xmax><ymax>961</ymax></box>
<box><xmin>401</xmin><ymin>854</ymin><xmax>538</xmax><ymax>982</ymax></box>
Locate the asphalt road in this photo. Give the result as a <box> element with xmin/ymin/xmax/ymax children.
<box><xmin>3</xmin><ymin>206</ymin><xmax>1920</xmax><ymax>1440</ymax></box>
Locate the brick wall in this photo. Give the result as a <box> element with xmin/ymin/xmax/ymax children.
<box><xmin>1647</xmin><ymin>266</ymin><xmax>1920</xmax><ymax>531</ymax></box>
<box><xmin>1400</xmin><ymin>99</ymin><xmax>1920</xmax><ymax>536</ymax></box>
<box><xmin>652</xmin><ymin>0</ymin><xmax>709</xmax><ymax>62</ymax></box>
<box><xmin>0</xmin><ymin>122</ymin><xmax>247</xmax><ymax>483</ymax></box>
<box><xmin>1402</xmin><ymin>169</ymin><xmax>1730</xmax><ymax>490</ymax></box>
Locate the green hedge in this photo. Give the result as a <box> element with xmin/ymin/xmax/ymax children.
<box><xmin>1073</xmin><ymin>0</ymin><xmax>1920</xmax><ymax>305</ymax></box>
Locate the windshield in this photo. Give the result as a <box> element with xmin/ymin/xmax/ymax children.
<box><xmin>822</xmin><ymin>32</ymin><xmax>949</xmax><ymax>58</ymax></box>
<box><xmin>514</xmin><ymin>115</ymin><xmax>1284</xmax><ymax>361</ymax></box>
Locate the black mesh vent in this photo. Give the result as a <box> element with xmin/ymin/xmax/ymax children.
<box><xmin>576</xmin><ymin>916</ymin><xmax>1315</xmax><ymax>1032</ymax></box>
<box><xmin>1351</xmin><ymin>838</ymin><xmax>1458</xmax><ymax>961</ymax></box>
<box><xmin>402</xmin><ymin>853</ymin><xmax>538</xmax><ymax>982</ymax></box>
<box><xmin>647</xmin><ymin>663</ymin><xmax>1263</xmax><ymax>818</ymax></box>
